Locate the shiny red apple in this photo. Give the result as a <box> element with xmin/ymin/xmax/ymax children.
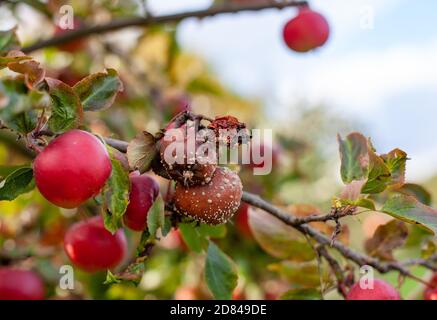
<box><xmin>34</xmin><ymin>130</ymin><xmax>112</xmax><ymax>209</ymax></box>
<box><xmin>346</xmin><ymin>279</ymin><xmax>401</xmax><ymax>300</ymax></box>
<box><xmin>0</xmin><ymin>268</ymin><xmax>45</xmax><ymax>300</ymax></box>
<box><xmin>54</xmin><ymin>18</ymin><xmax>87</xmax><ymax>52</ymax></box>
<box><xmin>123</xmin><ymin>172</ymin><xmax>160</xmax><ymax>232</ymax></box>
<box><xmin>64</xmin><ymin>216</ymin><xmax>127</xmax><ymax>272</ymax></box>
<box><xmin>283</xmin><ymin>7</ymin><xmax>330</xmax><ymax>53</ymax></box>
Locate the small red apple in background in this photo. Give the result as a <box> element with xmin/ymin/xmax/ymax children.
<box><xmin>346</xmin><ymin>279</ymin><xmax>401</xmax><ymax>300</ymax></box>
<box><xmin>234</xmin><ymin>202</ymin><xmax>252</xmax><ymax>238</ymax></box>
<box><xmin>64</xmin><ymin>216</ymin><xmax>127</xmax><ymax>272</ymax></box>
<box><xmin>159</xmin><ymin>228</ymin><xmax>188</xmax><ymax>251</ymax></box>
<box><xmin>283</xmin><ymin>6</ymin><xmax>330</xmax><ymax>53</ymax></box>
<box><xmin>174</xmin><ymin>286</ymin><xmax>200</xmax><ymax>300</ymax></box>
<box><xmin>34</xmin><ymin>130</ymin><xmax>112</xmax><ymax>209</ymax></box>
<box><xmin>57</xmin><ymin>68</ymin><xmax>85</xmax><ymax>86</ymax></box>
<box><xmin>424</xmin><ymin>273</ymin><xmax>437</xmax><ymax>300</ymax></box>
<box><xmin>0</xmin><ymin>268</ymin><xmax>45</xmax><ymax>300</ymax></box>
<box><xmin>54</xmin><ymin>18</ymin><xmax>87</xmax><ymax>52</ymax></box>
<box><xmin>123</xmin><ymin>172</ymin><xmax>160</xmax><ymax>232</ymax></box>
<box><xmin>160</xmin><ymin>91</ymin><xmax>191</xmax><ymax>119</ymax></box>
<box><xmin>246</xmin><ymin>143</ymin><xmax>280</xmax><ymax>170</ymax></box>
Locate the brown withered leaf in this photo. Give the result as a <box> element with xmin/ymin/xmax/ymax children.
<box><xmin>8</xmin><ymin>59</ymin><xmax>45</xmax><ymax>89</ymax></box>
<box><xmin>248</xmin><ymin>207</ymin><xmax>315</xmax><ymax>261</ymax></box>
<box><xmin>127</xmin><ymin>131</ymin><xmax>157</xmax><ymax>173</ymax></box>
<box><xmin>0</xmin><ymin>50</ymin><xmax>31</xmax><ymax>69</ymax></box>
<box><xmin>365</xmin><ymin>220</ymin><xmax>408</xmax><ymax>261</ymax></box>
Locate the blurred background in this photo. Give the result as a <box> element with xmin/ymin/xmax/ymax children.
<box><xmin>0</xmin><ymin>0</ymin><xmax>436</xmax><ymax>300</ymax></box>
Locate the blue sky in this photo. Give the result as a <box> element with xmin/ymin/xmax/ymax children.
<box><xmin>148</xmin><ymin>0</ymin><xmax>437</xmax><ymax>181</ymax></box>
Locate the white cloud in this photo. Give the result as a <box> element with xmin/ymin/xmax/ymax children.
<box><xmin>277</xmin><ymin>40</ymin><xmax>437</xmax><ymax>116</ymax></box>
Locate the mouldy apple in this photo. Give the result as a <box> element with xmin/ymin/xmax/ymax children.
<box><xmin>173</xmin><ymin>167</ymin><xmax>243</xmax><ymax>225</ymax></box>
<box><xmin>123</xmin><ymin>172</ymin><xmax>160</xmax><ymax>232</ymax></box>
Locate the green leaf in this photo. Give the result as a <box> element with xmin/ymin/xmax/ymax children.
<box><xmin>103</xmin><ymin>270</ymin><xmax>121</xmax><ymax>285</ymax></box>
<box><xmin>127</xmin><ymin>131</ymin><xmax>157</xmax><ymax>173</ymax></box>
<box><xmin>161</xmin><ymin>216</ymin><xmax>172</xmax><ymax>237</ymax></box>
<box><xmin>338</xmin><ymin>132</ymin><xmax>396</xmax><ymax>194</ymax></box>
<box><xmin>8</xmin><ymin>59</ymin><xmax>45</xmax><ymax>89</ymax></box>
<box><xmin>136</xmin><ymin>229</ymin><xmax>152</xmax><ymax>257</ymax></box>
<box><xmin>397</xmin><ymin>183</ymin><xmax>432</xmax><ymax>206</ymax></box>
<box><xmin>0</xmin><ymin>77</ymin><xmax>38</xmax><ymax>134</ymax></box>
<box><xmin>205</xmin><ymin>241</ymin><xmax>238</xmax><ymax>300</ymax></box>
<box><xmin>102</xmin><ymin>146</ymin><xmax>130</xmax><ymax>234</ymax></box>
<box><xmin>178</xmin><ymin>222</ymin><xmax>206</xmax><ymax>253</ymax></box>
<box><xmin>10</xmin><ymin>109</ymin><xmax>37</xmax><ymax>134</ymax></box>
<box><xmin>280</xmin><ymin>288</ymin><xmax>322</xmax><ymax>300</ymax></box>
<box><xmin>421</xmin><ymin>239</ymin><xmax>437</xmax><ymax>259</ymax></box>
<box><xmin>147</xmin><ymin>194</ymin><xmax>165</xmax><ymax>238</ymax></box>
<box><xmin>365</xmin><ymin>220</ymin><xmax>408</xmax><ymax>260</ymax></box>
<box><xmin>0</xmin><ymin>167</ymin><xmax>34</xmax><ymax>201</ymax></box>
<box><xmin>268</xmin><ymin>261</ymin><xmax>330</xmax><ymax>288</ymax></box>
<box><xmin>337</xmin><ymin>197</ymin><xmax>376</xmax><ymax>210</ymax></box>
<box><xmin>382</xmin><ymin>148</ymin><xmax>408</xmax><ymax>188</ymax></box>
<box><xmin>338</xmin><ymin>133</ymin><xmax>369</xmax><ymax>184</ymax></box>
<box><xmin>381</xmin><ymin>194</ymin><xmax>437</xmax><ymax>235</ymax></box>
<box><xmin>46</xmin><ymin>78</ymin><xmax>83</xmax><ymax>133</ymax></box>
<box><xmin>177</xmin><ymin>222</ymin><xmax>227</xmax><ymax>253</ymax></box>
<box><xmin>0</xmin><ymin>28</ymin><xmax>20</xmax><ymax>56</ymax></box>
<box><xmin>73</xmin><ymin>69</ymin><xmax>123</xmax><ymax>111</ymax></box>
<box><xmin>198</xmin><ymin>224</ymin><xmax>227</xmax><ymax>239</ymax></box>
<box><xmin>0</xmin><ymin>165</ymin><xmax>30</xmax><ymax>179</ymax></box>
<box><xmin>361</xmin><ymin>151</ymin><xmax>391</xmax><ymax>194</ymax></box>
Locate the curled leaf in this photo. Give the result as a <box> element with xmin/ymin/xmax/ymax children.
<box><xmin>8</xmin><ymin>59</ymin><xmax>45</xmax><ymax>89</ymax></box>
<box><xmin>248</xmin><ymin>207</ymin><xmax>315</xmax><ymax>261</ymax></box>
<box><xmin>45</xmin><ymin>78</ymin><xmax>83</xmax><ymax>133</ymax></box>
<box><xmin>73</xmin><ymin>68</ymin><xmax>123</xmax><ymax>111</ymax></box>
<box><xmin>397</xmin><ymin>183</ymin><xmax>432</xmax><ymax>206</ymax></box>
<box><xmin>365</xmin><ymin>220</ymin><xmax>408</xmax><ymax>260</ymax></box>
<box><xmin>0</xmin><ymin>50</ymin><xmax>31</xmax><ymax>69</ymax></box>
<box><xmin>127</xmin><ymin>131</ymin><xmax>157</xmax><ymax>173</ymax></box>
<box><xmin>102</xmin><ymin>146</ymin><xmax>130</xmax><ymax>234</ymax></box>
<box><xmin>381</xmin><ymin>194</ymin><xmax>437</xmax><ymax>235</ymax></box>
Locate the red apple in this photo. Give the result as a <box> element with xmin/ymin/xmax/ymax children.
<box><xmin>235</xmin><ymin>202</ymin><xmax>253</xmax><ymax>238</ymax></box>
<box><xmin>283</xmin><ymin>7</ymin><xmax>330</xmax><ymax>53</ymax></box>
<box><xmin>0</xmin><ymin>268</ymin><xmax>45</xmax><ymax>300</ymax></box>
<box><xmin>54</xmin><ymin>18</ymin><xmax>87</xmax><ymax>52</ymax></box>
<box><xmin>34</xmin><ymin>130</ymin><xmax>112</xmax><ymax>209</ymax></box>
<box><xmin>246</xmin><ymin>143</ymin><xmax>280</xmax><ymax>170</ymax></box>
<box><xmin>64</xmin><ymin>216</ymin><xmax>127</xmax><ymax>272</ymax></box>
<box><xmin>424</xmin><ymin>273</ymin><xmax>437</xmax><ymax>300</ymax></box>
<box><xmin>346</xmin><ymin>279</ymin><xmax>401</xmax><ymax>300</ymax></box>
<box><xmin>57</xmin><ymin>68</ymin><xmax>84</xmax><ymax>86</ymax></box>
<box><xmin>123</xmin><ymin>172</ymin><xmax>160</xmax><ymax>232</ymax></box>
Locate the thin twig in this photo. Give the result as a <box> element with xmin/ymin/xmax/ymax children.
<box><xmin>22</xmin><ymin>1</ymin><xmax>308</xmax><ymax>53</ymax></box>
<box><xmin>317</xmin><ymin>246</ymin><xmax>348</xmax><ymax>298</ymax></box>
